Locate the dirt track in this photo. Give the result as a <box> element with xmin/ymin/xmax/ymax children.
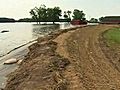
<box><xmin>54</xmin><ymin>25</ymin><xmax>120</xmax><ymax>90</ymax></box>
<box><xmin>4</xmin><ymin>25</ymin><xmax>120</xmax><ymax>90</ymax></box>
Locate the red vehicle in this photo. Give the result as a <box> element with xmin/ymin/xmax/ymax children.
<box><xmin>71</xmin><ymin>20</ymin><xmax>87</xmax><ymax>25</ymax></box>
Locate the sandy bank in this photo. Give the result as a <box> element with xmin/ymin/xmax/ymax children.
<box><xmin>54</xmin><ymin>25</ymin><xmax>120</xmax><ymax>90</ymax></box>
<box><xmin>0</xmin><ymin>40</ymin><xmax>37</xmax><ymax>89</ymax></box>
<box><xmin>4</xmin><ymin>25</ymin><xmax>120</xmax><ymax>90</ymax></box>
<box><xmin>4</xmin><ymin>26</ymin><xmax>86</xmax><ymax>90</ymax></box>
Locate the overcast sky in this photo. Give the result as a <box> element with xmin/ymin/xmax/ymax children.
<box><xmin>0</xmin><ymin>0</ymin><xmax>120</xmax><ymax>20</ymax></box>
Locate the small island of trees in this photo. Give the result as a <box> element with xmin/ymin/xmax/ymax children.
<box><xmin>29</xmin><ymin>5</ymin><xmax>62</xmax><ymax>24</ymax></box>
<box><xmin>29</xmin><ymin>5</ymin><xmax>87</xmax><ymax>24</ymax></box>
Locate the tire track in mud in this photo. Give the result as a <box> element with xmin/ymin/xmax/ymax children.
<box><xmin>55</xmin><ymin>25</ymin><xmax>120</xmax><ymax>90</ymax></box>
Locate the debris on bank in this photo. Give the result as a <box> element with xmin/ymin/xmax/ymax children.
<box><xmin>4</xmin><ymin>26</ymin><xmax>86</xmax><ymax>90</ymax></box>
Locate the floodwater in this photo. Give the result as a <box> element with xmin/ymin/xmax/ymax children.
<box><xmin>0</xmin><ymin>22</ymin><xmax>74</xmax><ymax>57</ymax></box>
<box><xmin>0</xmin><ymin>22</ymin><xmax>74</xmax><ymax>88</ymax></box>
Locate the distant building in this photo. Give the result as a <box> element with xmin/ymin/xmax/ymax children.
<box><xmin>100</xmin><ymin>16</ymin><xmax>120</xmax><ymax>24</ymax></box>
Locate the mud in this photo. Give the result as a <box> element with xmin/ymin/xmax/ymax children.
<box><xmin>4</xmin><ymin>26</ymin><xmax>85</xmax><ymax>90</ymax></box>
<box><xmin>55</xmin><ymin>25</ymin><xmax>120</xmax><ymax>90</ymax></box>
<box><xmin>4</xmin><ymin>25</ymin><xmax>120</xmax><ymax>90</ymax></box>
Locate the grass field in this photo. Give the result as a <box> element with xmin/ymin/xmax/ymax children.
<box><xmin>104</xmin><ymin>28</ymin><xmax>120</xmax><ymax>45</ymax></box>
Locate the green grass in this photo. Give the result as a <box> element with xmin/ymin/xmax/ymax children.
<box><xmin>104</xmin><ymin>28</ymin><xmax>120</xmax><ymax>45</ymax></box>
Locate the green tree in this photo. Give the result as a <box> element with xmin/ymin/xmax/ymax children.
<box><xmin>72</xmin><ymin>9</ymin><xmax>85</xmax><ymax>21</ymax></box>
<box><xmin>89</xmin><ymin>18</ymin><xmax>98</xmax><ymax>23</ymax></box>
<box><xmin>64</xmin><ymin>11</ymin><xmax>68</xmax><ymax>19</ymax></box>
<box><xmin>30</xmin><ymin>5</ymin><xmax>47</xmax><ymax>24</ymax></box>
<box><xmin>67</xmin><ymin>10</ymin><xmax>72</xmax><ymax>19</ymax></box>
<box><xmin>99</xmin><ymin>17</ymin><xmax>104</xmax><ymax>22</ymax></box>
<box><xmin>53</xmin><ymin>7</ymin><xmax>62</xmax><ymax>23</ymax></box>
<box><xmin>46</xmin><ymin>7</ymin><xmax>62</xmax><ymax>24</ymax></box>
<box><xmin>30</xmin><ymin>8</ymin><xmax>38</xmax><ymax>23</ymax></box>
<box><xmin>46</xmin><ymin>8</ymin><xmax>54</xmax><ymax>21</ymax></box>
<box><xmin>30</xmin><ymin>5</ymin><xmax>62</xmax><ymax>24</ymax></box>
<box><xmin>34</xmin><ymin>5</ymin><xmax>47</xmax><ymax>23</ymax></box>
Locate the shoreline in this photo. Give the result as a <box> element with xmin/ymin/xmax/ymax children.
<box><xmin>0</xmin><ymin>25</ymin><xmax>84</xmax><ymax>59</ymax></box>
<box><xmin>0</xmin><ymin>40</ymin><xmax>37</xmax><ymax>58</ymax></box>
<box><xmin>4</xmin><ymin>25</ymin><xmax>120</xmax><ymax>90</ymax></box>
<box><xmin>0</xmin><ymin>23</ymin><xmax>78</xmax><ymax>58</ymax></box>
<box><xmin>0</xmin><ymin>40</ymin><xmax>37</xmax><ymax>89</ymax></box>
<box><xmin>3</xmin><ymin>25</ymin><xmax>87</xmax><ymax>90</ymax></box>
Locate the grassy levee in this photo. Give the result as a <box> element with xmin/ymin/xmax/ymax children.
<box><xmin>104</xmin><ymin>28</ymin><xmax>120</xmax><ymax>45</ymax></box>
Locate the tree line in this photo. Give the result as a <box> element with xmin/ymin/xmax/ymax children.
<box><xmin>0</xmin><ymin>4</ymin><xmax>106</xmax><ymax>23</ymax></box>
<box><xmin>30</xmin><ymin>5</ymin><xmax>61</xmax><ymax>24</ymax></box>
<box><xmin>0</xmin><ymin>18</ymin><xmax>15</xmax><ymax>23</ymax></box>
<box><xmin>29</xmin><ymin>5</ymin><xmax>86</xmax><ymax>24</ymax></box>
